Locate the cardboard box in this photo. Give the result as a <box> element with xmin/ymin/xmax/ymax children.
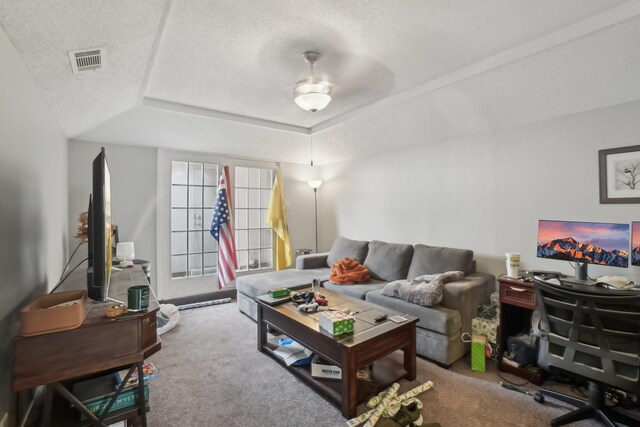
<box><xmin>319</xmin><ymin>311</ymin><xmax>355</xmax><ymax>335</ymax></box>
<box><xmin>311</xmin><ymin>355</ymin><xmax>342</xmax><ymax>380</ymax></box>
<box><xmin>20</xmin><ymin>290</ymin><xmax>88</xmax><ymax>336</ymax></box>
<box><xmin>310</xmin><ymin>355</ymin><xmax>372</xmax><ymax>381</ymax></box>
<box><xmin>472</xmin><ymin>317</ymin><xmax>499</xmax><ymax>344</ymax></box>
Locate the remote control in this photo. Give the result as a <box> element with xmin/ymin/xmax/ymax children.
<box><xmin>374</xmin><ymin>314</ymin><xmax>388</xmax><ymax>322</ymax></box>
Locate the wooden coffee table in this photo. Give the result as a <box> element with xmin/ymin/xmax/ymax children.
<box><xmin>256</xmin><ymin>288</ymin><xmax>417</xmax><ymax>418</ymax></box>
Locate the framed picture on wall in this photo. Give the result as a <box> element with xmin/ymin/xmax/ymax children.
<box><xmin>599</xmin><ymin>145</ymin><xmax>640</xmax><ymax>204</ymax></box>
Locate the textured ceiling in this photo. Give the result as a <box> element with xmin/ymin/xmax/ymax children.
<box><xmin>1</xmin><ymin>0</ymin><xmax>639</xmax><ymax>164</ymax></box>
<box><xmin>145</xmin><ymin>0</ymin><xmax>629</xmax><ymax>128</ymax></box>
<box><xmin>0</xmin><ymin>0</ymin><xmax>168</xmax><ymax>136</ymax></box>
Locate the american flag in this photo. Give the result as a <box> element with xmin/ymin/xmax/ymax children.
<box><xmin>210</xmin><ymin>166</ymin><xmax>237</xmax><ymax>288</ymax></box>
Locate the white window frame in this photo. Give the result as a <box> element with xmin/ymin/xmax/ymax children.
<box><xmin>157</xmin><ymin>149</ymin><xmax>278</xmax><ymax>300</ymax></box>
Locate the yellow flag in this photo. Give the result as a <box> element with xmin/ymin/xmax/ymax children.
<box><xmin>266</xmin><ymin>169</ymin><xmax>292</xmax><ymax>270</ymax></box>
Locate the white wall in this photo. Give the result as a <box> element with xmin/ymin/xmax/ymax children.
<box><xmin>319</xmin><ymin>100</ymin><xmax>640</xmax><ymax>285</ymax></box>
<box><xmin>0</xmin><ymin>26</ymin><xmax>68</xmax><ymax>426</ymax></box>
<box><xmin>281</xmin><ymin>162</ymin><xmax>322</xmax><ymax>255</ymax></box>
<box><xmin>68</xmin><ymin>140</ymin><xmax>158</xmax><ymax>290</ymax></box>
<box><xmin>69</xmin><ymin>99</ymin><xmax>640</xmax><ymax>295</ymax></box>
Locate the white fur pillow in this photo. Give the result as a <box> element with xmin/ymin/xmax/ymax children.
<box><xmin>381</xmin><ymin>271</ymin><xmax>465</xmax><ymax>307</ymax></box>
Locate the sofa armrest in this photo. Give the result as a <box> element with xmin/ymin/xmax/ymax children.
<box><xmin>296</xmin><ymin>252</ymin><xmax>329</xmax><ymax>270</ymax></box>
<box><xmin>440</xmin><ymin>273</ymin><xmax>494</xmax><ymax>335</ymax></box>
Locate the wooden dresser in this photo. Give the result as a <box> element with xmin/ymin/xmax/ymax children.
<box><xmin>13</xmin><ymin>266</ymin><xmax>161</xmax><ymax>426</ymax></box>
<box><xmin>497</xmin><ymin>276</ymin><xmax>545</xmax><ymax>385</ymax></box>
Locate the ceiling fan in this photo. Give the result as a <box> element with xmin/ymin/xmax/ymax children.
<box><xmin>294</xmin><ymin>51</ymin><xmax>332</xmax><ymax>112</ymax></box>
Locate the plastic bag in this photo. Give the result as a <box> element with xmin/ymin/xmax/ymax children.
<box><xmin>157</xmin><ymin>303</ymin><xmax>180</xmax><ymax>335</ymax></box>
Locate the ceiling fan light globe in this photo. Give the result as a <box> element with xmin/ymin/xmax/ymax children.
<box><xmin>295</xmin><ymin>93</ymin><xmax>331</xmax><ymax>112</ymax></box>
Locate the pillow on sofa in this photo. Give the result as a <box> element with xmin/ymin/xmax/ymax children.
<box><xmin>407</xmin><ymin>245</ymin><xmax>473</xmax><ymax>279</ymax></box>
<box><xmin>329</xmin><ymin>258</ymin><xmax>370</xmax><ymax>284</ymax></box>
<box><xmin>326</xmin><ymin>236</ymin><xmax>369</xmax><ymax>267</ymax></box>
<box><xmin>364</xmin><ymin>241</ymin><xmax>413</xmax><ymax>281</ymax></box>
<box><xmin>382</xmin><ymin>271</ymin><xmax>465</xmax><ymax>307</ymax></box>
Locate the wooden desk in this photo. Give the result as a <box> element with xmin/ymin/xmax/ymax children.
<box><xmin>13</xmin><ymin>266</ymin><xmax>161</xmax><ymax>426</ymax></box>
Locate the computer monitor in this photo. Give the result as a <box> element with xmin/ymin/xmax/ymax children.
<box><xmin>537</xmin><ymin>220</ymin><xmax>629</xmax><ymax>280</ymax></box>
<box><xmin>86</xmin><ymin>147</ymin><xmax>113</xmax><ymax>301</ymax></box>
<box><xmin>633</xmin><ymin>221</ymin><xmax>640</xmax><ymax>267</ymax></box>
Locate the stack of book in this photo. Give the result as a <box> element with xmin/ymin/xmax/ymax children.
<box><xmin>72</xmin><ymin>363</ymin><xmax>158</xmax><ymax>420</ymax></box>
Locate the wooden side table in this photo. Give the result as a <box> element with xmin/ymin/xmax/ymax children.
<box><xmin>497</xmin><ymin>276</ymin><xmax>545</xmax><ymax>385</ymax></box>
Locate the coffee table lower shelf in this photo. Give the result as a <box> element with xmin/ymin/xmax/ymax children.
<box><xmin>262</xmin><ymin>341</ymin><xmax>408</xmax><ymax>411</ymax></box>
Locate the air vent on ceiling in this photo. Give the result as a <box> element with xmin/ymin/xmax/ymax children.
<box><xmin>68</xmin><ymin>47</ymin><xmax>106</xmax><ymax>74</ymax></box>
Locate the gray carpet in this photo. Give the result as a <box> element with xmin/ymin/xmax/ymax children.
<box><xmin>147</xmin><ymin>302</ymin><xmax>615</xmax><ymax>427</ymax></box>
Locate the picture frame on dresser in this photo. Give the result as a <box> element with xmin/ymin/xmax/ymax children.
<box><xmin>599</xmin><ymin>144</ymin><xmax>640</xmax><ymax>204</ymax></box>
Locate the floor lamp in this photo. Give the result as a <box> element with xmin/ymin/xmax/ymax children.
<box><xmin>307</xmin><ymin>180</ymin><xmax>323</xmax><ymax>253</ymax></box>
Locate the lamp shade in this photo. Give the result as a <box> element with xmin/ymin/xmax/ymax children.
<box><xmin>116</xmin><ymin>242</ymin><xmax>135</xmax><ymax>261</ymax></box>
<box><xmin>307</xmin><ymin>180</ymin><xmax>323</xmax><ymax>189</ymax></box>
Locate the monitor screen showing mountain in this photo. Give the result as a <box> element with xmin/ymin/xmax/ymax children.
<box><xmin>632</xmin><ymin>221</ymin><xmax>640</xmax><ymax>267</ymax></box>
<box><xmin>537</xmin><ymin>220</ymin><xmax>629</xmax><ymax>268</ymax></box>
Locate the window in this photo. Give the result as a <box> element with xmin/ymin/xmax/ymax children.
<box><xmin>170</xmin><ymin>162</ymin><xmax>274</xmax><ymax>279</ymax></box>
<box><xmin>170</xmin><ymin>161</ymin><xmax>218</xmax><ymax>278</ymax></box>
<box><xmin>234</xmin><ymin>167</ymin><xmax>273</xmax><ymax>271</ymax></box>
<box><xmin>159</xmin><ymin>150</ymin><xmax>279</xmax><ymax>299</ymax></box>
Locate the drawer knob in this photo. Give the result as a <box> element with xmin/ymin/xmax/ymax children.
<box><xmin>509</xmin><ymin>286</ymin><xmax>528</xmax><ymax>292</ymax></box>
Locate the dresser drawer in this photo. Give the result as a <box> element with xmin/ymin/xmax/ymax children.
<box><xmin>500</xmin><ymin>281</ymin><xmax>536</xmax><ymax>309</ymax></box>
<box><xmin>141</xmin><ymin>311</ymin><xmax>158</xmax><ymax>352</ymax></box>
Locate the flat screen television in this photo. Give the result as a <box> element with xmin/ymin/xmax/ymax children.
<box><xmin>633</xmin><ymin>221</ymin><xmax>640</xmax><ymax>267</ymax></box>
<box><xmin>537</xmin><ymin>220</ymin><xmax>629</xmax><ymax>280</ymax></box>
<box><xmin>87</xmin><ymin>147</ymin><xmax>112</xmax><ymax>301</ymax></box>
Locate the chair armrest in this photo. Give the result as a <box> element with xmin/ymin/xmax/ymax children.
<box><xmin>296</xmin><ymin>253</ymin><xmax>329</xmax><ymax>270</ymax></box>
<box><xmin>440</xmin><ymin>273</ymin><xmax>494</xmax><ymax>335</ymax></box>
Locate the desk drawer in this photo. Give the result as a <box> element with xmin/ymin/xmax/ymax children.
<box><xmin>500</xmin><ymin>282</ymin><xmax>536</xmax><ymax>309</ymax></box>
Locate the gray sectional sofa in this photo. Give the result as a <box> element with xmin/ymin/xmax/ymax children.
<box><xmin>236</xmin><ymin>236</ymin><xmax>493</xmax><ymax>366</ymax></box>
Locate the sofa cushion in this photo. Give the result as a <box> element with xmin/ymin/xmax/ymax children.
<box><xmin>364</xmin><ymin>241</ymin><xmax>413</xmax><ymax>281</ymax></box>
<box><xmin>236</xmin><ymin>268</ymin><xmax>330</xmax><ymax>298</ymax></box>
<box><xmin>296</xmin><ymin>253</ymin><xmax>329</xmax><ymax>269</ymax></box>
<box><xmin>326</xmin><ymin>236</ymin><xmax>369</xmax><ymax>267</ymax></box>
<box><xmin>407</xmin><ymin>245</ymin><xmax>474</xmax><ymax>279</ymax></box>
<box><xmin>366</xmin><ymin>289</ymin><xmax>461</xmax><ymax>336</ymax></box>
<box><xmin>322</xmin><ymin>280</ymin><xmax>387</xmax><ymax>300</ymax></box>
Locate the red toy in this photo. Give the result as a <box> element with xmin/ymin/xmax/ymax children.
<box><xmin>314</xmin><ymin>296</ymin><xmax>328</xmax><ymax>306</ymax></box>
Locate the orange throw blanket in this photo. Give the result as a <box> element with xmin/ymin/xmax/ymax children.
<box><xmin>329</xmin><ymin>258</ymin><xmax>370</xmax><ymax>284</ymax></box>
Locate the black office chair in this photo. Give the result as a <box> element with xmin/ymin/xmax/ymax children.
<box><xmin>533</xmin><ymin>279</ymin><xmax>640</xmax><ymax>427</ymax></box>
